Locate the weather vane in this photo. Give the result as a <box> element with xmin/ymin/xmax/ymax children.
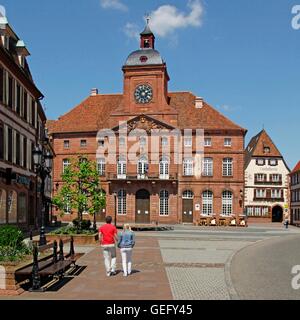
<box><xmin>145</xmin><ymin>13</ymin><xmax>151</xmax><ymax>24</ymax></box>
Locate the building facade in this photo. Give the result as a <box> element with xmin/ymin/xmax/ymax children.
<box><xmin>290</xmin><ymin>161</ymin><xmax>300</xmax><ymax>226</ymax></box>
<box><xmin>48</xmin><ymin>24</ymin><xmax>247</xmax><ymax>225</ymax></box>
<box><xmin>244</xmin><ymin>130</ymin><xmax>290</xmax><ymax>223</ymax></box>
<box><xmin>0</xmin><ymin>14</ymin><xmax>49</xmax><ymax>231</ymax></box>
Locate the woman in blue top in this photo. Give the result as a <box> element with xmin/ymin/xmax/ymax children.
<box><xmin>118</xmin><ymin>224</ymin><xmax>135</xmax><ymax>277</ymax></box>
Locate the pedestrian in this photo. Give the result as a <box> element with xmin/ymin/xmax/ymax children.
<box><xmin>99</xmin><ymin>216</ymin><xmax>118</xmax><ymax>277</ymax></box>
<box><xmin>118</xmin><ymin>224</ymin><xmax>135</xmax><ymax>277</ymax></box>
<box><xmin>284</xmin><ymin>212</ymin><xmax>289</xmax><ymax>229</ymax></box>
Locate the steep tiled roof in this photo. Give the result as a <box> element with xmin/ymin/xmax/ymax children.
<box><xmin>47</xmin><ymin>94</ymin><xmax>123</xmax><ymax>133</ymax></box>
<box><xmin>291</xmin><ymin>161</ymin><xmax>300</xmax><ymax>174</ymax></box>
<box><xmin>168</xmin><ymin>92</ymin><xmax>246</xmax><ymax>131</ymax></box>
<box><xmin>245</xmin><ymin>129</ymin><xmax>283</xmax><ymax>167</ymax></box>
<box><xmin>47</xmin><ymin>92</ymin><xmax>246</xmax><ymax>134</ymax></box>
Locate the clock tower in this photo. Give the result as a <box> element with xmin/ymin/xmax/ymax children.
<box><xmin>121</xmin><ymin>21</ymin><xmax>178</xmax><ymax>123</ymax></box>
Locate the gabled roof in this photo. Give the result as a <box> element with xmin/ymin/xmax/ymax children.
<box><xmin>291</xmin><ymin>161</ymin><xmax>300</xmax><ymax>174</ymax></box>
<box><xmin>112</xmin><ymin>114</ymin><xmax>176</xmax><ymax>133</ymax></box>
<box><xmin>245</xmin><ymin>129</ymin><xmax>283</xmax><ymax>167</ymax></box>
<box><xmin>47</xmin><ymin>92</ymin><xmax>247</xmax><ymax>134</ymax></box>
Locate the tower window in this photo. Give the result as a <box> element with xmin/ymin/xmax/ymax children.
<box><xmin>144</xmin><ymin>39</ymin><xmax>150</xmax><ymax>48</ymax></box>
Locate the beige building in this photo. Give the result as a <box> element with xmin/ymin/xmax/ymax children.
<box><xmin>244</xmin><ymin>130</ymin><xmax>290</xmax><ymax>223</ymax></box>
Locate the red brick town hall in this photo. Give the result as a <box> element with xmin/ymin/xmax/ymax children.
<box><xmin>48</xmin><ymin>23</ymin><xmax>252</xmax><ymax>226</ymax></box>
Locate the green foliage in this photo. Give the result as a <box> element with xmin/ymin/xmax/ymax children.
<box><xmin>0</xmin><ymin>225</ymin><xmax>24</xmax><ymax>248</ymax></box>
<box><xmin>0</xmin><ymin>225</ymin><xmax>32</xmax><ymax>262</ymax></box>
<box><xmin>50</xmin><ymin>226</ymin><xmax>95</xmax><ymax>236</ymax></box>
<box><xmin>52</xmin><ymin>157</ymin><xmax>106</xmax><ymax>223</ymax></box>
<box><xmin>72</xmin><ymin>218</ymin><xmax>91</xmax><ymax>231</ymax></box>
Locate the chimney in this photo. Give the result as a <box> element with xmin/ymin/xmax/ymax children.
<box><xmin>195</xmin><ymin>97</ymin><xmax>204</xmax><ymax>109</ymax></box>
<box><xmin>91</xmin><ymin>88</ymin><xmax>98</xmax><ymax>96</ymax></box>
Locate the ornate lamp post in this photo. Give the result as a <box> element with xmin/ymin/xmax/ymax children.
<box><xmin>32</xmin><ymin>145</ymin><xmax>53</xmax><ymax>246</ymax></box>
<box><xmin>113</xmin><ymin>192</ymin><xmax>117</xmax><ymax>227</ymax></box>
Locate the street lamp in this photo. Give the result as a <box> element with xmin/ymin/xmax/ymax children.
<box><xmin>32</xmin><ymin>145</ymin><xmax>53</xmax><ymax>246</ymax></box>
<box><xmin>113</xmin><ymin>192</ymin><xmax>117</xmax><ymax>227</ymax></box>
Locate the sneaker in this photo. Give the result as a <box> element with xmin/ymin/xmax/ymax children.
<box><xmin>110</xmin><ymin>271</ymin><xmax>117</xmax><ymax>276</ymax></box>
<box><xmin>106</xmin><ymin>272</ymin><xmax>111</xmax><ymax>277</ymax></box>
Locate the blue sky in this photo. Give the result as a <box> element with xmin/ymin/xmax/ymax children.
<box><xmin>1</xmin><ymin>0</ymin><xmax>299</xmax><ymax>168</ymax></box>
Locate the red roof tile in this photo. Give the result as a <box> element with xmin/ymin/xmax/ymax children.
<box><xmin>47</xmin><ymin>92</ymin><xmax>246</xmax><ymax>134</ymax></box>
<box><xmin>291</xmin><ymin>161</ymin><xmax>300</xmax><ymax>174</ymax></box>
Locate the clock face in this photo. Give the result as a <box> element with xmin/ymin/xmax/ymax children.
<box><xmin>134</xmin><ymin>84</ymin><xmax>153</xmax><ymax>104</ymax></box>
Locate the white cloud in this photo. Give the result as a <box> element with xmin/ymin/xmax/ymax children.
<box><xmin>149</xmin><ymin>0</ymin><xmax>204</xmax><ymax>37</ymax></box>
<box><xmin>100</xmin><ymin>0</ymin><xmax>128</xmax><ymax>12</ymax></box>
<box><xmin>124</xmin><ymin>23</ymin><xmax>140</xmax><ymax>40</ymax></box>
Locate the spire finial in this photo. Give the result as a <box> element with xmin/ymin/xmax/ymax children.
<box><xmin>145</xmin><ymin>13</ymin><xmax>150</xmax><ymax>25</ymax></box>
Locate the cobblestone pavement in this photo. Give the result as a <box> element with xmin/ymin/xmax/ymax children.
<box><xmin>1</xmin><ymin>224</ymin><xmax>300</xmax><ymax>300</ymax></box>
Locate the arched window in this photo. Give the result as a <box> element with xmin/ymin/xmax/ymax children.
<box><xmin>8</xmin><ymin>190</ymin><xmax>17</xmax><ymax>223</ymax></box>
<box><xmin>202</xmin><ymin>191</ymin><xmax>213</xmax><ymax>216</ymax></box>
<box><xmin>160</xmin><ymin>190</ymin><xmax>169</xmax><ymax>216</ymax></box>
<box><xmin>18</xmin><ymin>193</ymin><xmax>27</xmax><ymax>223</ymax></box>
<box><xmin>222</xmin><ymin>191</ymin><xmax>233</xmax><ymax>216</ymax></box>
<box><xmin>183</xmin><ymin>158</ymin><xmax>194</xmax><ymax>176</ymax></box>
<box><xmin>182</xmin><ymin>190</ymin><xmax>194</xmax><ymax>199</ymax></box>
<box><xmin>137</xmin><ymin>155</ymin><xmax>148</xmax><ymax>178</ymax></box>
<box><xmin>118</xmin><ymin>190</ymin><xmax>127</xmax><ymax>215</ymax></box>
<box><xmin>117</xmin><ymin>155</ymin><xmax>127</xmax><ymax>179</ymax></box>
<box><xmin>97</xmin><ymin>158</ymin><xmax>106</xmax><ymax>177</ymax></box>
<box><xmin>160</xmin><ymin>156</ymin><xmax>169</xmax><ymax>179</ymax></box>
<box><xmin>0</xmin><ymin>189</ymin><xmax>6</xmax><ymax>224</ymax></box>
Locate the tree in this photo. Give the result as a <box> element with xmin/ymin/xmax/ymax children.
<box><xmin>53</xmin><ymin>157</ymin><xmax>106</xmax><ymax>231</ymax></box>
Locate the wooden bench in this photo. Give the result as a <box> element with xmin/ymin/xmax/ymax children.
<box><xmin>16</xmin><ymin>237</ymin><xmax>82</xmax><ymax>292</ymax></box>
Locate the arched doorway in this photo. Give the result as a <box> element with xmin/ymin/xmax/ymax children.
<box><xmin>272</xmin><ymin>205</ymin><xmax>283</xmax><ymax>223</ymax></box>
<box><xmin>96</xmin><ymin>190</ymin><xmax>106</xmax><ymax>222</ymax></box>
<box><xmin>136</xmin><ymin>189</ymin><xmax>150</xmax><ymax>224</ymax></box>
<box><xmin>182</xmin><ymin>190</ymin><xmax>194</xmax><ymax>223</ymax></box>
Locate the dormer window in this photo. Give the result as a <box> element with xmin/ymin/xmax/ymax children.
<box><xmin>264</xmin><ymin>146</ymin><xmax>270</xmax><ymax>154</ymax></box>
<box><xmin>18</xmin><ymin>55</ymin><xmax>25</xmax><ymax>68</ymax></box>
<box><xmin>4</xmin><ymin>35</ymin><xmax>9</xmax><ymax>50</ymax></box>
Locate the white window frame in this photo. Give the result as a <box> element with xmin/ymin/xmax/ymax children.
<box><xmin>202</xmin><ymin>191</ymin><xmax>213</xmax><ymax>216</ymax></box>
<box><xmin>184</xmin><ymin>137</ymin><xmax>192</xmax><ymax>147</ymax></box>
<box><xmin>63</xmin><ymin>159</ymin><xmax>70</xmax><ymax>173</ymax></box>
<box><xmin>160</xmin><ymin>156</ymin><xmax>169</xmax><ymax>180</ymax></box>
<box><xmin>222</xmin><ymin>191</ymin><xmax>233</xmax><ymax>216</ymax></box>
<box><xmin>204</xmin><ymin>138</ymin><xmax>212</xmax><ymax>147</ymax></box>
<box><xmin>202</xmin><ymin>158</ymin><xmax>213</xmax><ymax>177</ymax></box>
<box><xmin>117</xmin><ymin>156</ymin><xmax>127</xmax><ymax>179</ymax></box>
<box><xmin>160</xmin><ymin>190</ymin><xmax>169</xmax><ymax>216</ymax></box>
<box><xmin>137</xmin><ymin>155</ymin><xmax>148</xmax><ymax>179</ymax></box>
<box><xmin>118</xmin><ymin>190</ymin><xmax>127</xmax><ymax>215</ymax></box>
<box><xmin>224</xmin><ymin>138</ymin><xmax>232</xmax><ymax>147</ymax></box>
<box><xmin>97</xmin><ymin>158</ymin><xmax>106</xmax><ymax>177</ymax></box>
<box><xmin>223</xmin><ymin>158</ymin><xmax>233</xmax><ymax>177</ymax></box>
<box><xmin>64</xmin><ymin>140</ymin><xmax>70</xmax><ymax>149</ymax></box>
<box><xmin>256</xmin><ymin>189</ymin><xmax>266</xmax><ymax>198</ymax></box>
<box><xmin>183</xmin><ymin>158</ymin><xmax>194</xmax><ymax>176</ymax></box>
